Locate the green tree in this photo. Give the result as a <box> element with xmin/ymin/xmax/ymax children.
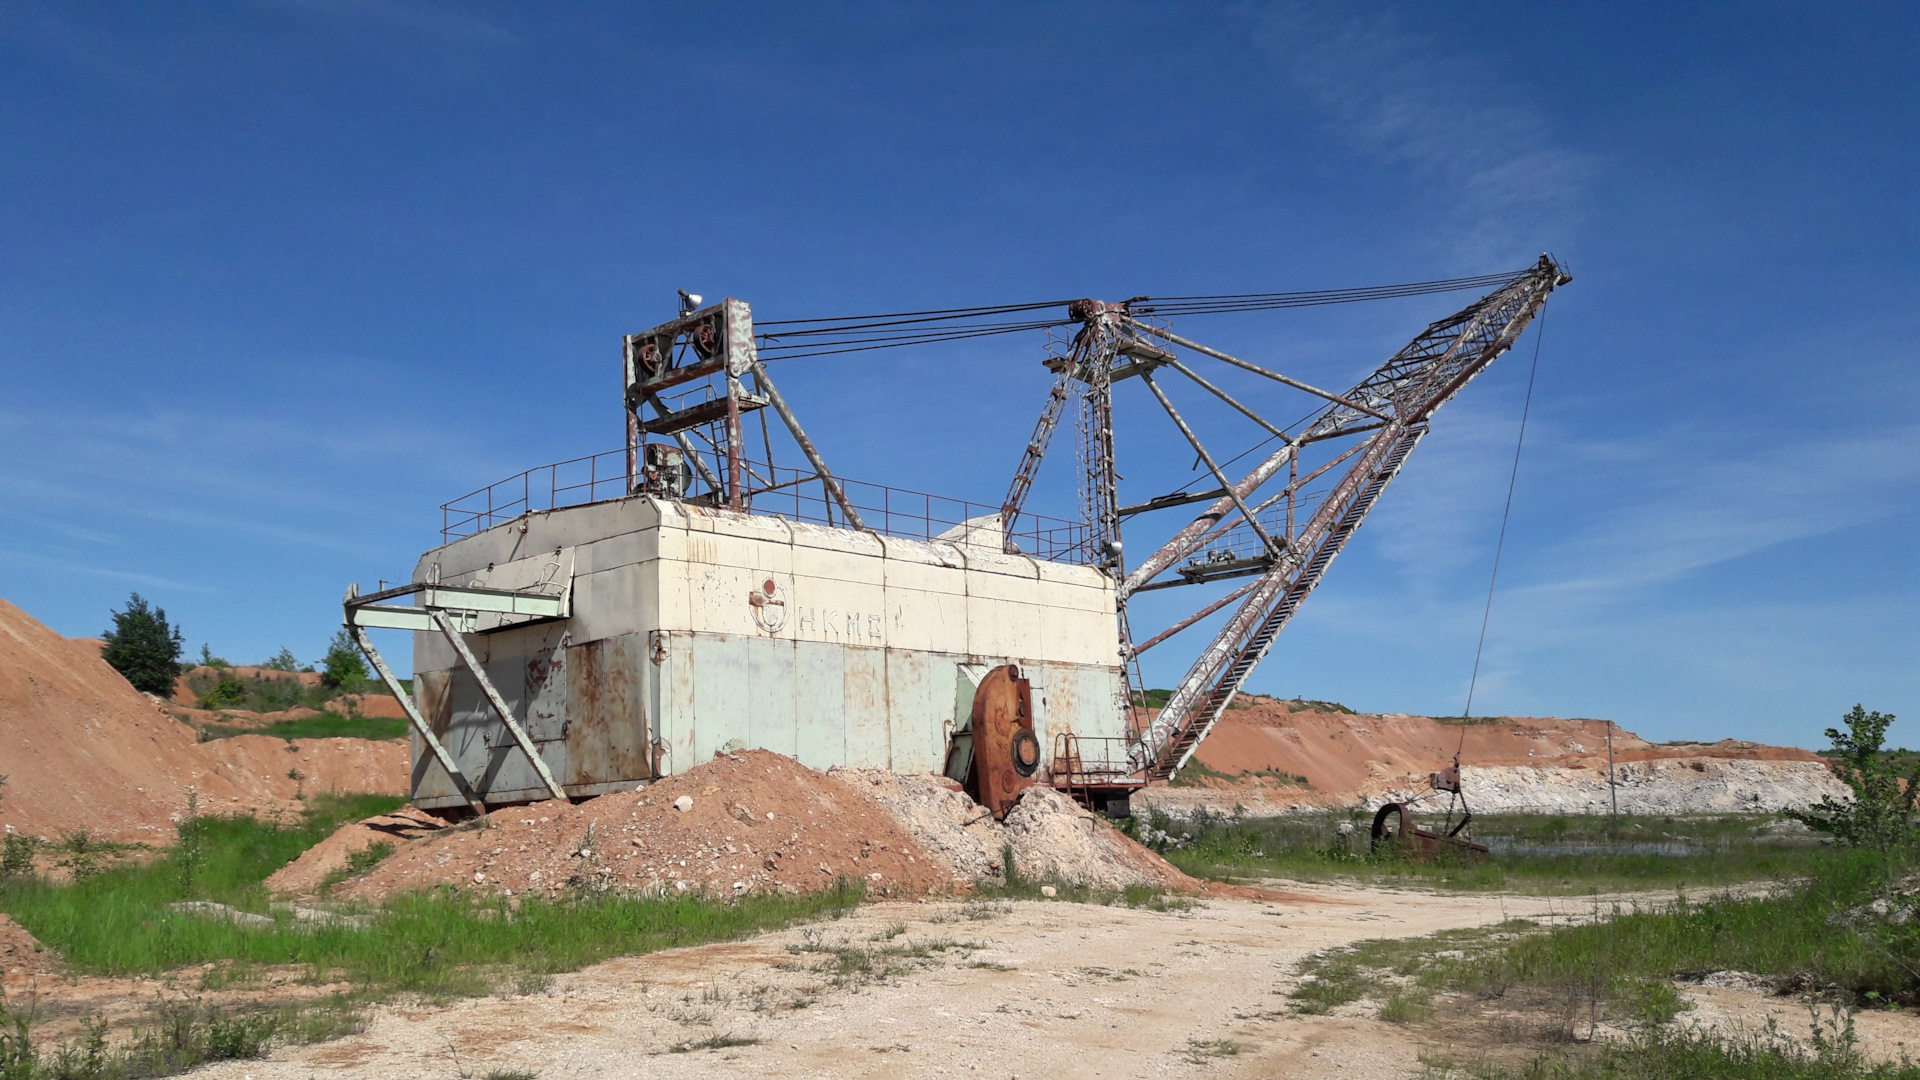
<box><xmin>1791</xmin><ymin>705</ymin><xmax>1916</xmax><ymax>850</ymax></box>
<box><xmin>263</xmin><ymin>648</ymin><xmax>300</xmax><ymax>672</ymax></box>
<box><xmin>320</xmin><ymin>629</ymin><xmax>368</xmax><ymax>692</ymax></box>
<box><xmin>100</xmin><ymin>593</ymin><xmax>184</xmax><ymax>696</ymax></box>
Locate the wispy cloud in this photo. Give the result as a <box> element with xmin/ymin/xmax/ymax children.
<box><xmin>1249</xmin><ymin>4</ymin><xmax>1589</xmax><ymax>264</ymax></box>
<box><xmin>0</xmin><ymin>548</ymin><xmax>218</xmax><ymax>595</ymax></box>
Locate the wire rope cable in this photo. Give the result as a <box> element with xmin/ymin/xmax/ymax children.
<box><xmin>1459</xmin><ymin>307</ymin><xmax>1548</xmax><ymax>732</ymax></box>
<box><xmin>751</xmin><ymin>268</ymin><xmax>1534</xmax><ymax>361</ymax></box>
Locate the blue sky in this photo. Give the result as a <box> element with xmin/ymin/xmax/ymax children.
<box><xmin>2</xmin><ymin>2</ymin><xmax>1913</xmax><ymax>748</ymax></box>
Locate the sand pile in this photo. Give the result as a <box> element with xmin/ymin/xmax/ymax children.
<box><xmin>828</xmin><ymin>768</ymin><xmax>1006</xmax><ymax>884</ymax></box>
<box><xmin>834</xmin><ymin>768</ymin><xmax>1198</xmax><ymax>892</ymax></box>
<box><xmin>0</xmin><ymin>599</ymin><xmax>409</xmax><ymax>843</ymax></box>
<box><xmin>335</xmin><ymin>751</ymin><xmax>955</xmax><ymax>902</ymax></box>
<box><xmin>1002</xmin><ymin>786</ymin><xmax>1197</xmax><ymax>891</ymax></box>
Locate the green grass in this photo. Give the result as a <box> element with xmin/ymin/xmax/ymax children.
<box><xmin>1439</xmin><ymin>1020</ymin><xmax>1920</xmax><ymax>1079</ymax></box>
<box><xmin>1147</xmin><ymin>809</ymin><xmax>1834</xmax><ymax>894</ymax></box>
<box><xmin>1285</xmin><ymin>849</ymin><xmax>1920</xmax><ymax>1078</ymax></box>
<box><xmin>0</xmin><ymin>796</ymin><xmax>863</xmax><ymax>999</ymax></box>
<box><xmin>196</xmin><ymin>712</ymin><xmax>408</xmax><ymax>742</ymax></box>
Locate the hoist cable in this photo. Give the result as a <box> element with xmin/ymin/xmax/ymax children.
<box><xmin>1460</xmin><ymin>307</ymin><xmax>1548</xmax><ymax>735</ymax></box>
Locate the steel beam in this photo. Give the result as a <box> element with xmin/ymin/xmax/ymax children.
<box><xmin>431</xmin><ymin>609</ymin><xmax>568</xmax><ymax>802</ymax></box>
<box><xmin>1125</xmin><ymin>319</ymin><xmax>1391</xmax><ymax>421</ymax></box>
<box><xmin>748</xmin><ymin>360</ymin><xmax>866</xmax><ymax>530</ymax></box>
<box><xmin>1139</xmin><ymin>371</ymin><xmax>1282</xmax><ymax>557</ymax></box>
<box><xmin>349</xmin><ymin>624</ymin><xmax>486</xmax><ymax>817</ymax></box>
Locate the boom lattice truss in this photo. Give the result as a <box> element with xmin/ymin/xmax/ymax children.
<box><xmin>997</xmin><ymin>256</ymin><xmax>1571</xmax><ymax>781</ymax></box>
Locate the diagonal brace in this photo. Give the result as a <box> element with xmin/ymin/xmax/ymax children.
<box><xmin>431</xmin><ymin>609</ymin><xmax>568</xmax><ymax>802</ymax></box>
<box><xmin>1127</xmin><ymin>319</ymin><xmax>1391</xmax><ymax>421</ymax></box>
<box><xmin>1139</xmin><ymin>371</ymin><xmax>1284</xmax><ymax>558</ymax></box>
<box><xmin>350</xmin><ymin>625</ymin><xmax>487</xmax><ymax>818</ymax></box>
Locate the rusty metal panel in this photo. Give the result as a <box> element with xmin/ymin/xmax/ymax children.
<box><xmin>409</xmin><ymin>668</ymin><xmax>458</xmax><ymax>802</ymax></box>
<box><xmin>564</xmin><ymin>634</ymin><xmax>650</xmax><ymax>785</ymax></box>
<box><xmin>660</xmin><ymin>629</ymin><xmax>696</xmax><ymax>778</ymax></box>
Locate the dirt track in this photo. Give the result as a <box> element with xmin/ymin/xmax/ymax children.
<box><xmin>182</xmin><ymin>886</ymin><xmax>1671</xmax><ymax>1080</ymax></box>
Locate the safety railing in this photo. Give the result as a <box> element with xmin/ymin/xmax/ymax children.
<box><xmin>1048</xmin><ymin>733</ymin><xmax>1144</xmax><ymax>788</ymax></box>
<box><xmin>440</xmin><ymin>449</ymin><xmax>1091</xmax><ymax>564</ymax></box>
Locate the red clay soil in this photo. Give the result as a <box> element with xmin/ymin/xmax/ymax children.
<box><xmin>264</xmin><ymin>806</ymin><xmax>448</xmax><ymax>896</ymax></box>
<box><xmin>1181</xmin><ymin>697</ymin><xmax>1825</xmax><ymax>806</ymax></box>
<box><xmin>0</xmin><ymin>599</ymin><xmax>408</xmax><ymax>845</ymax></box>
<box><xmin>338</xmin><ymin>751</ymin><xmax>964</xmax><ymax>903</ymax></box>
<box><xmin>0</xmin><ymin>914</ymin><xmax>54</xmax><ymax>977</ymax></box>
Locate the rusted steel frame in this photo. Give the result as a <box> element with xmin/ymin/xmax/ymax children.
<box><xmin>1146</xmin><ymin>437</ymin><xmax>1368</xmax><ymax>569</ymax></box>
<box><xmin>1086</xmin><ymin>328</ymin><xmax>1123</xmax><ymax>567</ymax></box>
<box><xmin>1138</xmin><ymin>370</ymin><xmax>1281</xmax><ymax>557</ymax></box>
<box><xmin>624</xmin><ymin>341</ymin><xmax>640</xmax><ymax>495</ymax></box>
<box><xmin>1140</xmin><ymin>421</ymin><xmax>1405</xmax><ymax>760</ymax></box>
<box><xmin>746</xmin><ymin>359</ymin><xmax>866</xmax><ymax>531</ymax></box>
<box><xmin>1125</xmin><ymin>318</ymin><xmax>1391</xmax><ymax>421</ymax></box>
<box><xmin>1119</xmin><ymin>440</ymin><xmax>1297</xmax><ymax>598</ymax></box>
<box><xmin>1119</xmin><ymin>486</ymin><xmax>1227</xmax><ymax>518</ymax></box>
<box><xmin>1162</xmin><ymin>357</ymin><xmax>1289</xmax><ymax>440</ymax></box>
<box><xmin>999</xmin><ymin>366</ymin><xmax>1077</xmax><ymax>547</ymax></box>
<box><xmin>1242</xmin><ymin>438</ymin><xmax>1369</xmax><ymax>525</ymax></box>
<box><xmin>722</xmin><ymin>299</ymin><xmax>760</xmax><ymax>511</ymax></box>
<box><xmin>642</xmin><ymin>391</ymin><xmax>724</xmax><ymax>497</ymax></box>
<box><xmin>430</xmin><ymin>609</ymin><xmax>568</xmax><ymax>802</ymax></box>
<box><xmin>350</xmin><ymin>624</ymin><xmax>486</xmax><ymax>817</ymax></box>
<box><xmin>724</xmin><ymin>375</ymin><xmax>745</xmax><ymax>509</ymax></box>
<box><xmin>1404</xmin><ymin>283</ymin><xmax>1552</xmax><ymax>426</ymax></box>
<box><xmin>1128</xmin><ymin>579</ymin><xmax>1260</xmax><ymax>657</ymax></box>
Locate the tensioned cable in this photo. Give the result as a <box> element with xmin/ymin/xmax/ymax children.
<box><xmin>1460</xmin><ymin>306</ymin><xmax>1548</xmax><ymax>729</ymax></box>
<box><xmin>752</xmin><ymin>269</ymin><xmax>1532</xmax><ymax>361</ymax></box>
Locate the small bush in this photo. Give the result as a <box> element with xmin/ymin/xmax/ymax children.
<box><xmin>1791</xmin><ymin>705</ymin><xmax>1916</xmax><ymax>850</ymax></box>
<box><xmin>320</xmin><ymin>630</ymin><xmax>368</xmax><ymax>693</ymax></box>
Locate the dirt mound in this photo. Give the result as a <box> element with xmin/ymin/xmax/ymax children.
<box><xmin>0</xmin><ymin>913</ymin><xmax>54</xmax><ymax>977</ymax></box>
<box><xmin>265</xmin><ymin>806</ymin><xmax>447</xmax><ymax>896</ymax></box>
<box><xmin>338</xmin><ymin>750</ymin><xmax>956</xmax><ymax>901</ymax></box>
<box><xmin>328</xmin><ymin>693</ymin><xmax>409</xmax><ymax>719</ymax></box>
<box><xmin>164</xmin><ymin>705</ymin><xmax>327</xmax><ymax>730</ymax></box>
<box><xmin>834</xmin><ymin>769</ymin><xmax>1199</xmax><ymax>893</ymax></box>
<box><xmin>828</xmin><ymin>768</ymin><xmax>1006</xmax><ymax>884</ymax></box>
<box><xmin>0</xmin><ymin>599</ymin><xmax>408</xmax><ymax>843</ymax></box>
<box><xmin>1143</xmin><ymin>697</ymin><xmax>1835</xmax><ymax>816</ymax></box>
<box><xmin>1002</xmin><ymin>786</ymin><xmax>1198</xmax><ymax>891</ymax></box>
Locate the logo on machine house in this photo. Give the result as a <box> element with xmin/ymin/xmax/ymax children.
<box><xmin>795</xmin><ymin>605</ymin><xmax>885</xmax><ymax>644</ymax></box>
<box><xmin>748</xmin><ymin>577</ymin><xmax>788</xmax><ymax>634</ymax></box>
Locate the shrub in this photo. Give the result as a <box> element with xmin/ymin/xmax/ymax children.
<box><xmin>320</xmin><ymin>630</ymin><xmax>368</xmax><ymax>693</ymax></box>
<box><xmin>262</xmin><ymin>648</ymin><xmax>301</xmax><ymax>672</ymax></box>
<box><xmin>100</xmin><ymin>593</ymin><xmax>184</xmax><ymax>696</ymax></box>
<box><xmin>1791</xmin><ymin>705</ymin><xmax>1916</xmax><ymax>850</ymax></box>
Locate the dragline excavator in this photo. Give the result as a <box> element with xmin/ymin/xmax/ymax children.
<box><xmin>999</xmin><ymin>255</ymin><xmax>1571</xmax><ymax>794</ymax></box>
<box><xmin>340</xmin><ymin>254</ymin><xmax>1568</xmax><ymax>821</ymax></box>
